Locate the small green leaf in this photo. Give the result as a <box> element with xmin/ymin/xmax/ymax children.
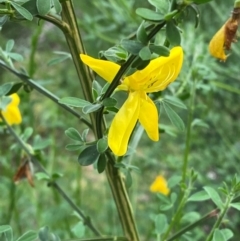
<box><xmin>149</xmin><ymin>44</ymin><xmax>170</xmax><ymax>56</ymax></box>
<box><xmin>101</xmin><ymin>46</ymin><xmax>128</xmax><ymax>62</ymax></box>
<box><xmin>156</xmin><ymin>193</ymin><xmax>171</xmax><ymax>204</ymax></box>
<box><xmin>188</xmin><ymin>190</ymin><xmax>210</xmax><ymax>202</ymax></box>
<box><xmin>121</xmin><ymin>39</ymin><xmax>144</xmax><ymax>55</ymax></box>
<box><xmin>6</xmin><ymin>39</ymin><xmax>14</xmax><ymax>52</ymax></box>
<box><xmin>221</xmin><ymin>229</ymin><xmax>234</xmax><ymax>240</ymax></box>
<box><xmin>52</xmin><ymin>0</ymin><xmax>62</xmax><ymax>14</ymax></box>
<box><xmin>0</xmin><ymin>225</ymin><xmax>12</xmax><ymax>241</ymax></box>
<box><xmin>7</xmin><ymin>52</ymin><xmax>24</xmax><ymax>61</ymax></box>
<box><xmin>136</xmin><ymin>8</ymin><xmax>164</xmax><ymax>21</ymax></box>
<box><xmin>6</xmin><ymin>82</ymin><xmax>23</xmax><ymax>95</ymax></box>
<box><xmin>159</xmin><ymin>203</ymin><xmax>173</xmax><ymax>211</ymax></box>
<box><xmin>101</xmin><ymin>82</ymin><xmax>110</xmax><ymax>95</ymax></box>
<box><xmin>82</xmin><ymin>129</ymin><xmax>89</xmax><ymax>142</ymax></box>
<box><xmin>65</xmin><ymin>143</ymin><xmax>83</xmax><ymax>151</ymax></box>
<box><xmin>166</xmin><ymin>20</ymin><xmax>181</xmax><ymax>46</ymax></box>
<box><xmin>97</xmin><ymin>154</ymin><xmax>107</xmax><ymax>173</ymax></box>
<box><xmin>22</xmin><ymin>127</ymin><xmax>33</xmax><ymax>141</ymax></box>
<box><xmin>82</xmin><ymin>103</ymin><xmax>102</xmax><ymax>114</ymax></box>
<box><xmin>148</xmin><ymin>0</ymin><xmax>169</xmax><ymax>14</ymax></box>
<box><xmin>59</xmin><ymin>97</ymin><xmax>91</xmax><ymax>107</ymax></box>
<box><xmin>38</xmin><ymin>226</ymin><xmax>49</xmax><ymax>241</ymax></box>
<box><xmin>181</xmin><ymin>212</ymin><xmax>201</xmax><ymax>224</ymax></box>
<box><xmin>132</xmin><ymin>58</ymin><xmax>150</xmax><ymax>70</ymax></box>
<box><xmin>10</xmin><ymin>2</ymin><xmax>33</xmax><ymax>21</ymax></box>
<box><xmin>137</xmin><ymin>22</ymin><xmax>148</xmax><ymax>44</ymax></box>
<box><xmin>47</xmin><ymin>55</ymin><xmax>70</xmax><ymax>66</ymax></box>
<box><xmin>21</xmin><ymin>0</ymin><xmax>39</xmax><ymax>16</ymax></box>
<box><xmin>163</xmin><ymin>96</ymin><xmax>187</xmax><ymax>109</ymax></box>
<box><xmin>139</xmin><ymin>46</ymin><xmax>152</xmax><ymax>61</ymax></box>
<box><xmin>0</xmin><ymin>15</ymin><xmax>9</xmax><ymax>27</ymax></box>
<box><xmin>78</xmin><ymin>145</ymin><xmax>100</xmax><ymax>166</ymax></box>
<box><xmin>191</xmin><ymin>118</ymin><xmax>209</xmax><ymax>128</ymax></box>
<box><xmin>65</xmin><ymin>128</ymin><xmax>83</xmax><ymax>142</ymax></box>
<box><xmin>212</xmin><ymin>229</ymin><xmax>226</xmax><ymax>241</ymax></box>
<box><xmin>154</xmin><ymin>214</ymin><xmax>168</xmax><ymax>234</ymax></box>
<box><xmin>71</xmin><ymin>221</ymin><xmax>85</xmax><ymax>238</ymax></box>
<box><xmin>16</xmin><ymin>231</ymin><xmax>38</xmax><ymax>241</ymax></box>
<box><xmin>92</xmin><ymin>80</ymin><xmax>102</xmax><ymax>97</ymax></box>
<box><xmin>32</xmin><ymin>137</ymin><xmax>51</xmax><ymax>150</ymax></box>
<box><xmin>230</xmin><ymin>202</ymin><xmax>240</xmax><ymax>211</ymax></box>
<box><xmin>37</xmin><ymin>0</ymin><xmax>51</xmax><ymax>15</ymax></box>
<box><xmin>102</xmin><ymin>97</ymin><xmax>117</xmax><ymax>107</ymax></box>
<box><xmin>97</xmin><ymin>138</ymin><xmax>108</xmax><ymax>154</ymax></box>
<box><xmin>35</xmin><ymin>172</ymin><xmax>50</xmax><ymax>181</ymax></box>
<box><xmin>0</xmin><ymin>225</ymin><xmax>11</xmax><ymax>234</ymax></box>
<box><xmin>0</xmin><ymin>96</ymin><xmax>12</xmax><ymax>111</ymax></box>
<box><xmin>0</xmin><ymin>83</ymin><xmax>13</xmax><ymax>97</ymax></box>
<box><xmin>203</xmin><ymin>186</ymin><xmax>223</xmax><ymax>209</ymax></box>
<box><xmin>168</xmin><ymin>175</ymin><xmax>181</xmax><ymax>188</ymax></box>
<box><xmin>51</xmin><ymin>172</ymin><xmax>63</xmax><ymax>180</ymax></box>
<box><xmin>162</xmin><ymin>102</ymin><xmax>185</xmax><ymax>131</ymax></box>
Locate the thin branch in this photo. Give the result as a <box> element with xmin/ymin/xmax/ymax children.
<box><xmin>0</xmin><ymin>113</ymin><xmax>101</xmax><ymax>236</ymax></box>
<box><xmin>0</xmin><ymin>60</ymin><xmax>92</xmax><ymax>129</ymax></box>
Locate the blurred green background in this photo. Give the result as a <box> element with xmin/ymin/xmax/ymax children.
<box><xmin>0</xmin><ymin>0</ymin><xmax>240</xmax><ymax>240</ymax></box>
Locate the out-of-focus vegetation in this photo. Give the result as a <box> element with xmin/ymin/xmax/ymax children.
<box><xmin>0</xmin><ymin>0</ymin><xmax>240</xmax><ymax>241</ymax></box>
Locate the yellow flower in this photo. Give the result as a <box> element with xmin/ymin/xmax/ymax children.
<box><xmin>150</xmin><ymin>175</ymin><xmax>170</xmax><ymax>195</ymax></box>
<box><xmin>209</xmin><ymin>12</ymin><xmax>239</xmax><ymax>61</ymax></box>
<box><xmin>0</xmin><ymin>93</ymin><xmax>22</xmax><ymax>125</ymax></box>
<box><xmin>209</xmin><ymin>22</ymin><xmax>228</xmax><ymax>61</ymax></box>
<box><xmin>80</xmin><ymin>46</ymin><xmax>183</xmax><ymax>156</ymax></box>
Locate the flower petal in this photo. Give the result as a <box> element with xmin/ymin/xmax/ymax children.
<box><xmin>150</xmin><ymin>175</ymin><xmax>170</xmax><ymax>195</ymax></box>
<box><xmin>80</xmin><ymin>54</ymin><xmax>121</xmax><ymax>82</ymax></box>
<box><xmin>124</xmin><ymin>47</ymin><xmax>183</xmax><ymax>92</ymax></box>
<box><xmin>145</xmin><ymin>46</ymin><xmax>183</xmax><ymax>92</ymax></box>
<box><xmin>138</xmin><ymin>93</ymin><xmax>159</xmax><ymax>141</ymax></box>
<box><xmin>1</xmin><ymin>94</ymin><xmax>22</xmax><ymax>125</ymax></box>
<box><xmin>108</xmin><ymin>91</ymin><xmax>140</xmax><ymax>156</ymax></box>
<box><xmin>209</xmin><ymin>22</ymin><xmax>227</xmax><ymax>61</ymax></box>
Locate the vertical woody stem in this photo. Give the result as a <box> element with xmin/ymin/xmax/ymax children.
<box><xmin>60</xmin><ymin>0</ymin><xmax>97</xmax><ymax>134</ymax></box>
<box><xmin>59</xmin><ymin>1</ymin><xmax>139</xmax><ymax>240</ymax></box>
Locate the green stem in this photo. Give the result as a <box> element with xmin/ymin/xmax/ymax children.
<box><xmin>28</xmin><ymin>21</ymin><xmax>44</xmax><ymax>77</ymax></box>
<box><xmin>162</xmin><ymin>183</ymin><xmax>192</xmax><ymax>240</ymax></box>
<box><xmin>205</xmin><ymin>195</ymin><xmax>233</xmax><ymax>241</ymax></box>
<box><xmin>105</xmin><ymin>152</ymin><xmax>139</xmax><ymax>241</ymax></box>
<box><xmin>166</xmin><ymin>209</ymin><xmax>219</xmax><ymax>241</ymax></box>
<box><xmin>0</xmin><ymin>113</ymin><xmax>101</xmax><ymax>236</ymax></box>
<box><xmin>181</xmin><ymin>79</ymin><xmax>197</xmax><ymax>183</ymax></box>
<box><xmin>60</xmin><ymin>1</ymin><xmax>97</xmax><ymax>134</ymax></box>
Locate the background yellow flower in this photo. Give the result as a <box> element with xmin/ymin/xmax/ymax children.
<box><xmin>0</xmin><ymin>93</ymin><xmax>22</xmax><ymax>125</ymax></box>
<box><xmin>150</xmin><ymin>175</ymin><xmax>170</xmax><ymax>195</ymax></box>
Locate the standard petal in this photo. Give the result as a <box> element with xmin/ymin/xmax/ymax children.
<box><xmin>80</xmin><ymin>54</ymin><xmax>121</xmax><ymax>82</ymax></box>
<box><xmin>145</xmin><ymin>46</ymin><xmax>183</xmax><ymax>92</ymax></box>
<box><xmin>1</xmin><ymin>94</ymin><xmax>22</xmax><ymax>125</ymax></box>
<box><xmin>138</xmin><ymin>93</ymin><xmax>159</xmax><ymax>141</ymax></box>
<box><xmin>108</xmin><ymin>91</ymin><xmax>140</xmax><ymax>156</ymax></box>
<box><xmin>125</xmin><ymin>47</ymin><xmax>183</xmax><ymax>92</ymax></box>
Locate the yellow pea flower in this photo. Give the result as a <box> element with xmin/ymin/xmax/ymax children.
<box><xmin>0</xmin><ymin>93</ymin><xmax>22</xmax><ymax>125</ymax></box>
<box><xmin>209</xmin><ymin>7</ymin><xmax>240</xmax><ymax>61</ymax></box>
<box><xmin>80</xmin><ymin>46</ymin><xmax>183</xmax><ymax>156</ymax></box>
<box><xmin>150</xmin><ymin>175</ymin><xmax>170</xmax><ymax>195</ymax></box>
